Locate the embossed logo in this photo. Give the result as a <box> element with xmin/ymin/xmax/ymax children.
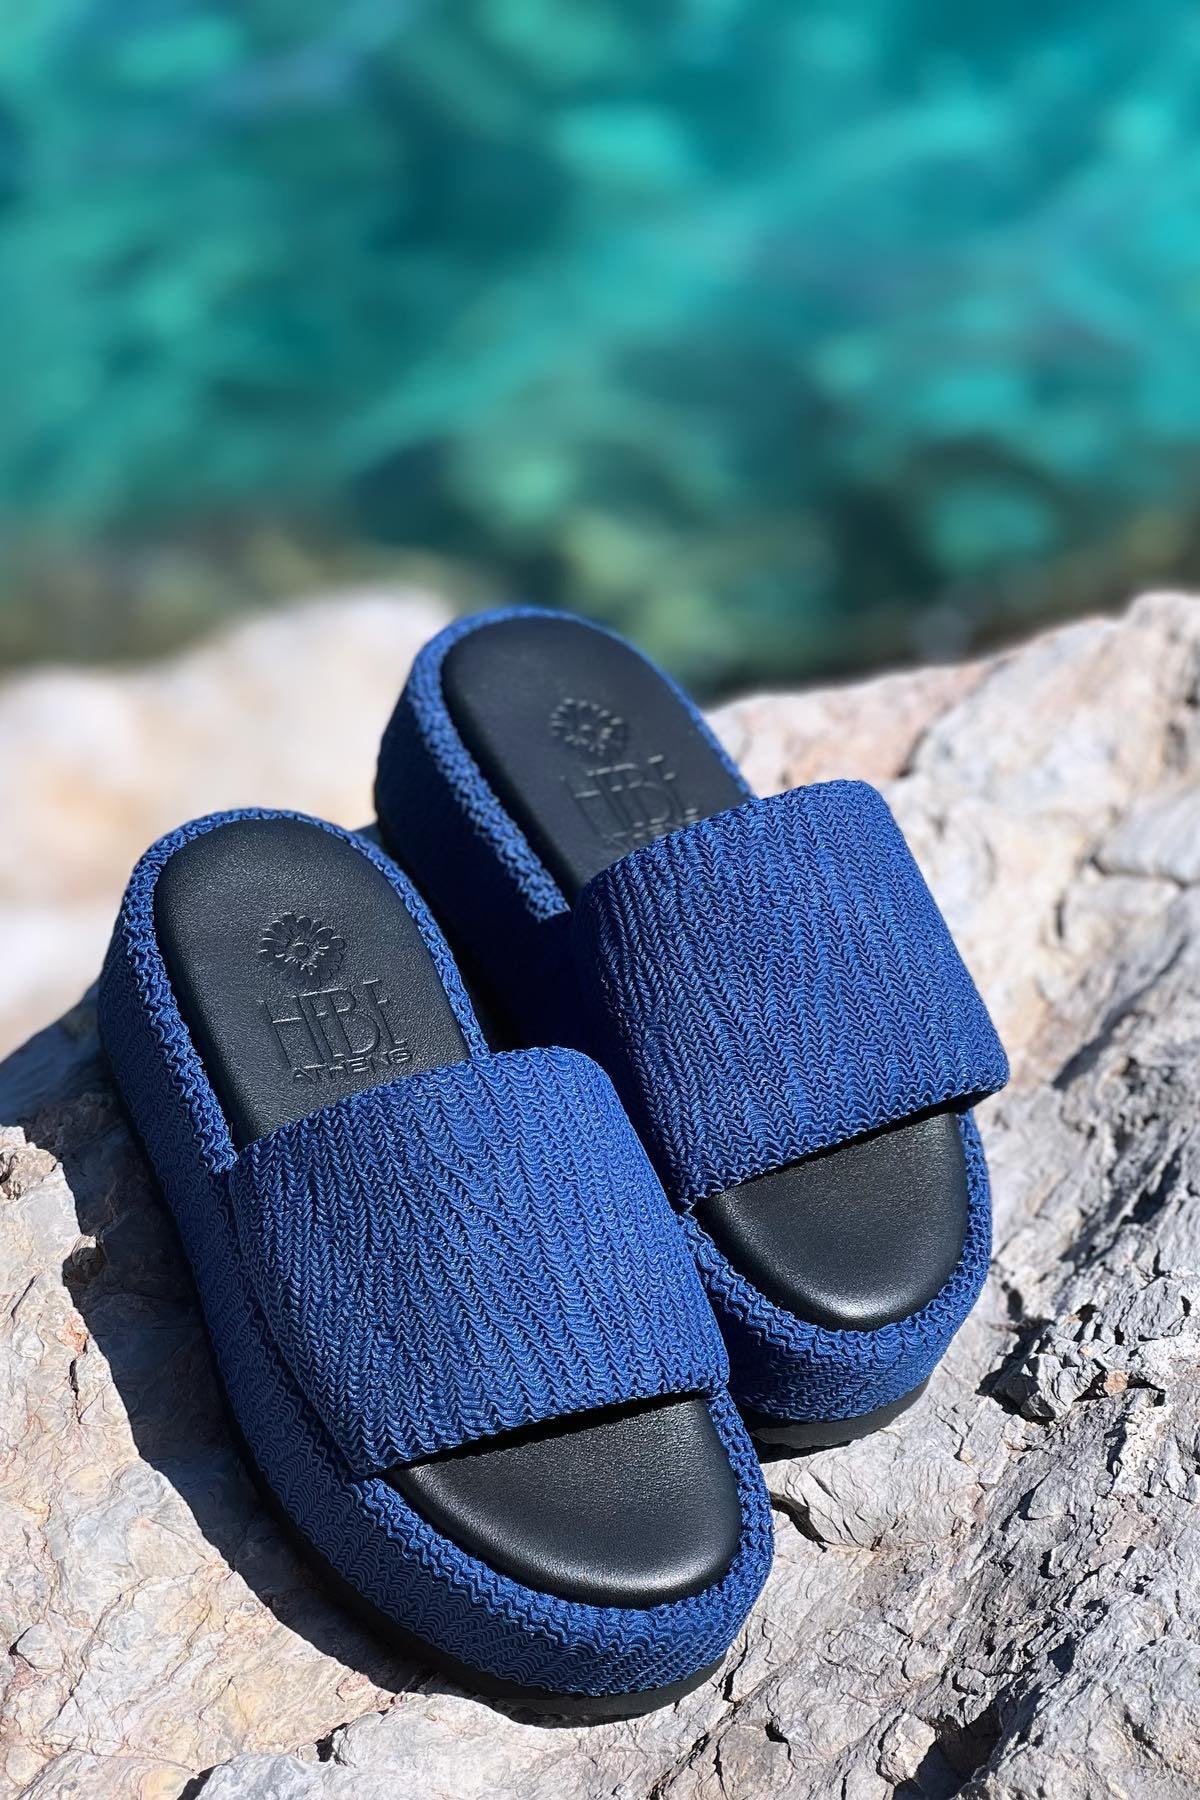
<box><xmin>550</xmin><ymin>695</ymin><xmax>696</xmax><ymax>853</ymax></box>
<box><xmin>566</xmin><ymin>755</ymin><xmax>698</xmax><ymax>853</ymax></box>
<box><xmin>259</xmin><ymin>912</ymin><xmax>346</xmax><ymax>980</ymax></box>
<box><xmin>549</xmin><ymin>697</ymin><xmax>629</xmax><ymax>760</ymax></box>
<box><xmin>257</xmin><ymin>913</ymin><xmax>409</xmax><ymax>1086</ymax></box>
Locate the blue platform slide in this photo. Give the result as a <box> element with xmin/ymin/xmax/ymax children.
<box><xmin>98</xmin><ymin>808</ymin><xmax>773</xmax><ymax>1715</ymax></box>
<box><xmin>376</xmin><ymin>610</ymin><xmax>1009</xmax><ymax>1443</ymax></box>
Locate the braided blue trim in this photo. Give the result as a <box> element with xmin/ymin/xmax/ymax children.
<box><xmin>685</xmin><ymin>1113</ymin><xmax>993</xmax><ymax>1421</ymax></box>
<box><xmin>232</xmin><ymin>1048</ymin><xmax>728</xmax><ymax>1474</ymax></box>
<box><xmin>574</xmin><ymin>780</ymin><xmax>1009</xmax><ymax>1206</ymax></box>
<box><xmin>381</xmin><ymin>607</ymin><xmax>567</xmax><ymax>923</ymax></box>
<box><xmin>98</xmin><ymin>810</ymin><xmax>772</xmax><ymax>1696</ymax></box>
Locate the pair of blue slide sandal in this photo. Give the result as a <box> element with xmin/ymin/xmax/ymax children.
<box><xmin>99</xmin><ymin>609</ymin><xmax>1007</xmax><ymax>1717</ymax></box>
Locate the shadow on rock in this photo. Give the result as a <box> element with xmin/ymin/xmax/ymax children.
<box><xmin>0</xmin><ymin>996</ymin><xmax>425</xmax><ymax>1700</ymax></box>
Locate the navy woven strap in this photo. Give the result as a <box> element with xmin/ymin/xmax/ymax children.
<box><xmin>228</xmin><ymin>1046</ymin><xmax>726</xmax><ymax>1477</ymax></box>
<box><xmin>574</xmin><ymin>780</ymin><xmax>1009</xmax><ymax>1208</ymax></box>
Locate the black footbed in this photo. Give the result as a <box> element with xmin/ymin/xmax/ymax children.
<box><xmin>154</xmin><ymin>816</ymin><xmax>741</xmax><ymax>1610</ymax></box>
<box><xmin>440</xmin><ymin>615</ymin><xmax>971</xmax><ymax>1340</ymax></box>
<box><xmin>444</xmin><ymin>614</ymin><xmax>747</xmax><ymax>893</ymax></box>
<box><xmin>223</xmin><ymin>1394</ymin><xmax>726</xmax><ymax>1721</ymax></box>
<box><xmin>699</xmin><ymin>1111</ymin><xmax>967</xmax><ymax>1332</ymax></box>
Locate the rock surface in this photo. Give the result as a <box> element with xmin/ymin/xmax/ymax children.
<box><xmin>3</xmin><ymin>592</ymin><xmax>1200</xmax><ymax>1797</ymax></box>
<box><xmin>0</xmin><ymin>589</ymin><xmax>451</xmax><ymax>1058</ymax></box>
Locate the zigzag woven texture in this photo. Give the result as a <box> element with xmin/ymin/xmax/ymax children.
<box><xmin>98</xmin><ymin>809</ymin><xmax>774</xmax><ymax>1695</ymax></box>
<box><xmin>232</xmin><ymin>1047</ymin><xmax>727</xmax><ymax>1476</ymax></box>
<box><xmin>574</xmin><ymin>779</ymin><xmax>1010</xmax><ymax>1208</ymax></box>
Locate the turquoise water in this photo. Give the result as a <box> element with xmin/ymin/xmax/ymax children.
<box><xmin>1</xmin><ymin>2</ymin><xmax>1198</xmax><ymax>688</ymax></box>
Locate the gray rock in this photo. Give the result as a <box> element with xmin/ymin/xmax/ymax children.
<box><xmin>199</xmin><ymin>1756</ymin><xmax>391</xmax><ymax>1800</ymax></box>
<box><xmin>3</xmin><ymin>591</ymin><xmax>1200</xmax><ymax>1797</ymax></box>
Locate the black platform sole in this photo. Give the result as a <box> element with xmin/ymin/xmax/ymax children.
<box><xmin>747</xmin><ymin>1378</ymin><xmax>930</xmax><ymax>1453</ymax></box>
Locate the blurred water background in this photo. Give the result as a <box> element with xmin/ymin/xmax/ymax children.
<box><xmin>2</xmin><ymin>0</ymin><xmax>1199</xmax><ymax>695</ymax></box>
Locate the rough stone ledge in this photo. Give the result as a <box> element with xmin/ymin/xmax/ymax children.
<box><xmin>3</xmin><ymin>593</ymin><xmax>1200</xmax><ymax>1798</ymax></box>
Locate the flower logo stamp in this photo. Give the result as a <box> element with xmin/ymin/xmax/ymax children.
<box><xmin>549</xmin><ymin>697</ymin><xmax>629</xmax><ymax>759</ymax></box>
<box><xmin>259</xmin><ymin>913</ymin><xmax>346</xmax><ymax>981</ymax></box>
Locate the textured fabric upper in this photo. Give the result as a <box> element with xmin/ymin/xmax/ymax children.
<box><xmin>231</xmin><ymin>1046</ymin><xmax>727</xmax><ymax>1476</ymax></box>
<box><xmin>574</xmin><ymin>779</ymin><xmax>1009</xmax><ymax>1207</ymax></box>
